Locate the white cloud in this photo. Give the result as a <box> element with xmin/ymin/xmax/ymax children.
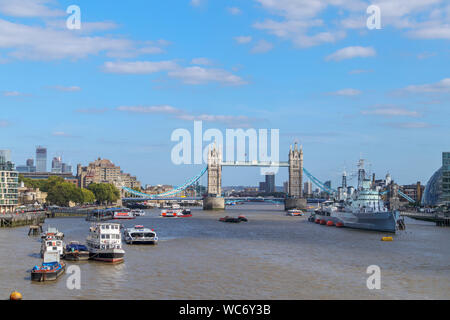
<box><xmin>117</xmin><ymin>104</ymin><xmax>257</xmax><ymax>126</ymax></box>
<box><xmin>49</xmin><ymin>85</ymin><xmax>81</xmax><ymax>92</ymax></box>
<box><xmin>2</xmin><ymin>91</ymin><xmax>30</xmax><ymax>97</ymax></box>
<box><xmin>251</xmin><ymin>40</ymin><xmax>273</xmax><ymax>53</ymax></box>
<box><xmin>326</xmin><ymin>46</ymin><xmax>376</xmax><ymax>61</ymax></box>
<box><xmin>191</xmin><ymin>57</ymin><xmax>214</xmax><ymax>66</ymax></box>
<box><xmin>0</xmin><ymin>0</ymin><xmax>64</xmax><ymax>18</ymax></box>
<box><xmin>362</xmin><ymin>107</ymin><xmax>421</xmax><ymax>117</ymax></box>
<box><xmin>328</xmin><ymin>88</ymin><xmax>362</xmax><ymax>96</ymax></box>
<box><xmin>103</xmin><ymin>60</ymin><xmax>246</xmax><ymax>86</ymax></box>
<box><xmin>168</xmin><ymin>66</ymin><xmax>247</xmax><ymax>85</ymax></box>
<box><xmin>400</xmin><ymin>78</ymin><xmax>450</xmax><ymax>93</ymax></box>
<box><xmin>234</xmin><ymin>36</ymin><xmax>252</xmax><ymax>44</ymax></box>
<box><xmin>102</xmin><ymin>61</ymin><xmax>178</xmax><ymax>74</ymax></box>
<box><xmin>384</xmin><ymin>122</ymin><xmax>434</xmax><ymax>129</ymax></box>
<box><xmin>0</xmin><ymin>120</ymin><xmax>9</xmax><ymax>127</ymax></box>
<box><xmin>116</xmin><ymin>105</ymin><xmax>179</xmax><ymax>114</ymax></box>
<box><xmin>227</xmin><ymin>7</ymin><xmax>242</xmax><ymax>15</ymax></box>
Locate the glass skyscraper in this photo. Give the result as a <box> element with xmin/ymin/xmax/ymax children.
<box><xmin>36</xmin><ymin>146</ymin><xmax>47</xmax><ymax>173</ymax></box>
<box><xmin>442</xmin><ymin>152</ymin><xmax>450</xmax><ymax>204</ymax></box>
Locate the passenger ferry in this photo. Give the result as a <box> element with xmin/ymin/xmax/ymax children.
<box><xmin>123</xmin><ymin>225</ymin><xmax>158</xmax><ymax>245</ymax></box>
<box><xmin>40</xmin><ymin>236</ymin><xmax>64</xmax><ymax>258</ymax></box>
<box><xmin>112</xmin><ymin>208</ymin><xmax>135</xmax><ymax>220</ymax></box>
<box><xmin>86</xmin><ymin>223</ymin><xmax>125</xmax><ymax>263</ymax></box>
<box><xmin>160</xmin><ymin>209</ymin><xmax>181</xmax><ymax>217</ymax></box>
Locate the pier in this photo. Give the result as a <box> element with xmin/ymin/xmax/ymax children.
<box><xmin>400</xmin><ymin>211</ymin><xmax>450</xmax><ymax>227</ymax></box>
<box><xmin>0</xmin><ymin>213</ymin><xmax>46</xmax><ymax>228</ymax></box>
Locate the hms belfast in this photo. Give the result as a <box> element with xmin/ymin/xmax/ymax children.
<box><xmin>313</xmin><ymin>160</ymin><xmax>402</xmax><ymax>233</ymax></box>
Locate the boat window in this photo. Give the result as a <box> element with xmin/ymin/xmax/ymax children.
<box><xmin>105</xmin><ymin>234</ymin><xmax>110</xmax><ymax>239</ymax></box>
<box><xmin>101</xmin><ymin>234</ymin><xmax>105</xmax><ymax>239</ymax></box>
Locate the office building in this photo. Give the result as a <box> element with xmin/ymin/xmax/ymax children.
<box><xmin>265</xmin><ymin>173</ymin><xmax>275</xmax><ymax>193</ymax></box>
<box><xmin>422</xmin><ymin>152</ymin><xmax>450</xmax><ymax>206</ymax></box>
<box><xmin>303</xmin><ymin>181</ymin><xmax>312</xmax><ymax>197</ymax></box>
<box><xmin>36</xmin><ymin>146</ymin><xmax>47</xmax><ymax>172</ymax></box>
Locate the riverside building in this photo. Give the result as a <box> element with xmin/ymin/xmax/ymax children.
<box><xmin>0</xmin><ymin>151</ymin><xmax>19</xmax><ymax>213</ymax></box>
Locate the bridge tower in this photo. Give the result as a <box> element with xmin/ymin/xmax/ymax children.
<box><xmin>285</xmin><ymin>142</ymin><xmax>307</xmax><ymax>210</ymax></box>
<box><xmin>203</xmin><ymin>144</ymin><xmax>225</xmax><ymax>210</ymax></box>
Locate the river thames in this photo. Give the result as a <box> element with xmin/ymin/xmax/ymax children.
<box><xmin>1</xmin><ymin>203</ymin><xmax>449</xmax><ymax>300</ymax></box>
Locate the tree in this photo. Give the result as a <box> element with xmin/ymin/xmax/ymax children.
<box><xmin>87</xmin><ymin>183</ymin><xmax>120</xmax><ymax>205</ymax></box>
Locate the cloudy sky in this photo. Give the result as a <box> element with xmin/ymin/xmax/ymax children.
<box><xmin>1</xmin><ymin>0</ymin><xmax>449</xmax><ymax>187</ymax></box>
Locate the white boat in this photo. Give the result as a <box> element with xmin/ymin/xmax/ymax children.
<box><xmin>131</xmin><ymin>209</ymin><xmax>145</xmax><ymax>217</ymax></box>
<box><xmin>112</xmin><ymin>208</ymin><xmax>135</xmax><ymax>220</ymax></box>
<box><xmin>160</xmin><ymin>209</ymin><xmax>181</xmax><ymax>217</ymax></box>
<box><xmin>40</xmin><ymin>237</ymin><xmax>64</xmax><ymax>258</ymax></box>
<box><xmin>171</xmin><ymin>203</ymin><xmax>181</xmax><ymax>209</ymax></box>
<box><xmin>41</xmin><ymin>226</ymin><xmax>64</xmax><ymax>240</ymax></box>
<box><xmin>86</xmin><ymin>223</ymin><xmax>125</xmax><ymax>263</ymax></box>
<box><xmin>286</xmin><ymin>209</ymin><xmax>304</xmax><ymax>216</ymax></box>
<box><xmin>123</xmin><ymin>225</ymin><xmax>158</xmax><ymax>245</ymax></box>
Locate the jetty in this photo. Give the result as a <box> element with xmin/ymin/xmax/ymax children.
<box><xmin>0</xmin><ymin>212</ymin><xmax>46</xmax><ymax>228</ymax></box>
<box><xmin>400</xmin><ymin>211</ymin><xmax>450</xmax><ymax>227</ymax></box>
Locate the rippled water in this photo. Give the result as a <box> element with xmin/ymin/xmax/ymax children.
<box><xmin>1</xmin><ymin>203</ymin><xmax>449</xmax><ymax>300</ymax></box>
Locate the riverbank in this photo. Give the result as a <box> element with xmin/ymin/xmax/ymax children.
<box><xmin>0</xmin><ymin>213</ymin><xmax>45</xmax><ymax>228</ymax></box>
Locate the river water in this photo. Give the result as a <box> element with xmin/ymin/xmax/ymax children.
<box><xmin>1</xmin><ymin>203</ymin><xmax>449</xmax><ymax>300</ymax></box>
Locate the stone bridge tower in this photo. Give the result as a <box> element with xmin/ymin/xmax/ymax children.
<box><xmin>203</xmin><ymin>144</ymin><xmax>225</xmax><ymax>210</ymax></box>
<box><xmin>285</xmin><ymin>142</ymin><xmax>306</xmax><ymax>210</ymax></box>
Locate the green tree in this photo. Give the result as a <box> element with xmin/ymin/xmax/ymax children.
<box><xmin>87</xmin><ymin>183</ymin><xmax>120</xmax><ymax>205</ymax></box>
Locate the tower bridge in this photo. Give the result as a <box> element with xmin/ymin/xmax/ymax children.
<box><xmin>204</xmin><ymin>142</ymin><xmax>305</xmax><ymax>210</ymax></box>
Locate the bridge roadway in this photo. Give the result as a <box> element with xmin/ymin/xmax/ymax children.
<box><xmin>122</xmin><ymin>196</ymin><xmax>326</xmax><ymax>203</ymax></box>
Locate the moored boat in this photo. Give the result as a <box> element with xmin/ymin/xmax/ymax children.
<box><xmin>124</xmin><ymin>225</ymin><xmax>158</xmax><ymax>245</ymax></box>
<box><xmin>40</xmin><ymin>237</ymin><xmax>64</xmax><ymax>258</ymax></box>
<box><xmin>112</xmin><ymin>208</ymin><xmax>135</xmax><ymax>220</ymax></box>
<box><xmin>86</xmin><ymin>223</ymin><xmax>125</xmax><ymax>263</ymax></box>
<box><xmin>160</xmin><ymin>209</ymin><xmax>181</xmax><ymax>217</ymax></box>
<box><xmin>131</xmin><ymin>209</ymin><xmax>145</xmax><ymax>217</ymax></box>
<box><xmin>41</xmin><ymin>226</ymin><xmax>64</xmax><ymax>240</ymax></box>
<box><xmin>219</xmin><ymin>216</ymin><xmax>241</xmax><ymax>223</ymax></box>
<box><xmin>286</xmin><ymin>209</ymin><xmax>304</xmax><ymax>216</ymax></box>
<box><xmin>31</xmin><ymin>252</ymin><xmax>65</xmax><ymax>282</ymax></box>
<box><xmin>64</xmin><ymin>241</ymin><xmax>90</xmax><ymax>261</ymax></box>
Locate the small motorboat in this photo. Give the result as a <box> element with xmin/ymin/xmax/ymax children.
<box><xmin>160</xmin><ymin>209</ymin><xmax>181</xmax><ymax>218</ymax></box>
<box><xmin>124</xmin><ymin>225</ymin><xmax>158</xmax><ymax>245</ymax></box>
<box><xmin>219</xmin><ymin>216</ymin><xmax>242</xmax><ymax>223</ymax></box>
<box><xmin>180</xmin><ymin>208</ymin><xmax>192</xmax><ymax>217</ymax></box>
<box><xmin>31</xmin><ymin>252</ymin><xmax>66</xmax><ymax>282</ymax></box>
<box><xmin>237</xmin><ymin>215</ymin><xmax>248</xmax><ymax>222</ymax></box>
<box><xmin>131</xmin><ymin>209</ymin><xmax>146</xmax><ymax>217</ymax></box>
<box><xmin>64</xmin><ymin>241</ymin><xmax>90</xmax><ymax>261</ymax></box>
<box><xmin>286</xmin><ymin>209</ymin><xmax>304</xmax><ymax>216</ymax></box>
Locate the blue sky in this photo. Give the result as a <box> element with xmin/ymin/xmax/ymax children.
<box><xmin>1</xmin><ymin>0</ymin><xmax>449</xmax><ymax>188</ymax></box>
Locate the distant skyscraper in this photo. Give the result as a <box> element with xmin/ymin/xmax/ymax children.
<box><xmin>304</xmin><ymin>181</ymin><xmax>312</xmax><ymax>197</ymax></box>
<box><xmin>36</xmin><ymin>146</ymin><xmax>47</xmax><ymax>172</ymax></box>
<box><xmin>62</xmin><ymin>163</ymin><xmax>72</xmax><ymax>174</ymax></box>
<box><xmin>324</xmin><ymin>180</ymin><xmax>332</xmax><ymax>190</ymax></box>
<box><xmin>259</xmin><ymin>182</ymin><xmax>266</xmax><ymax>192</ymax></box>
<box><xmin>52</xmin><ymin>156</ymin><xmax>62</xmax><ymax>173</ymax></box>
<box><xmin>0</xmin><ymin>150</ymin><xmax>11</xmax><ymax>162</ymax></box>
<box><xmin>265</xmin><ymin>173</ymin><xmax>275</xmax><ymax>193</ymax></box>
<box><xmin>26</xmin><ymin>158</ymin><xmax>34</xmax><ymax>167</ymax></box>
<box><xmin>442</xmin><ymin>152</ymin><xmax>450</xmax><ymax>204</ymax></box>
<box><xmin>283</xmin><ymin>181</ymin><xmax>289</xmax><ymax>194</ymax></box>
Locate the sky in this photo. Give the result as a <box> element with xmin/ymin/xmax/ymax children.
<box><xmin>1</xmin><ymin>0</ymin><xmax>449</xmax><ymax>188</ymax></box>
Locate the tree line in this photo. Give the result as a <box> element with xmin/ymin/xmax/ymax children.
<box><xmin>19</xmin><ymin>176</ymin><xmax>121</xmax><ymax>207</ymax></box>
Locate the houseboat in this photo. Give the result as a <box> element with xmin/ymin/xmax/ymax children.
<box><xmin>64</xmin><ymin>241</ymin><xmax>90</xmax><ymax>261</ymax></box>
